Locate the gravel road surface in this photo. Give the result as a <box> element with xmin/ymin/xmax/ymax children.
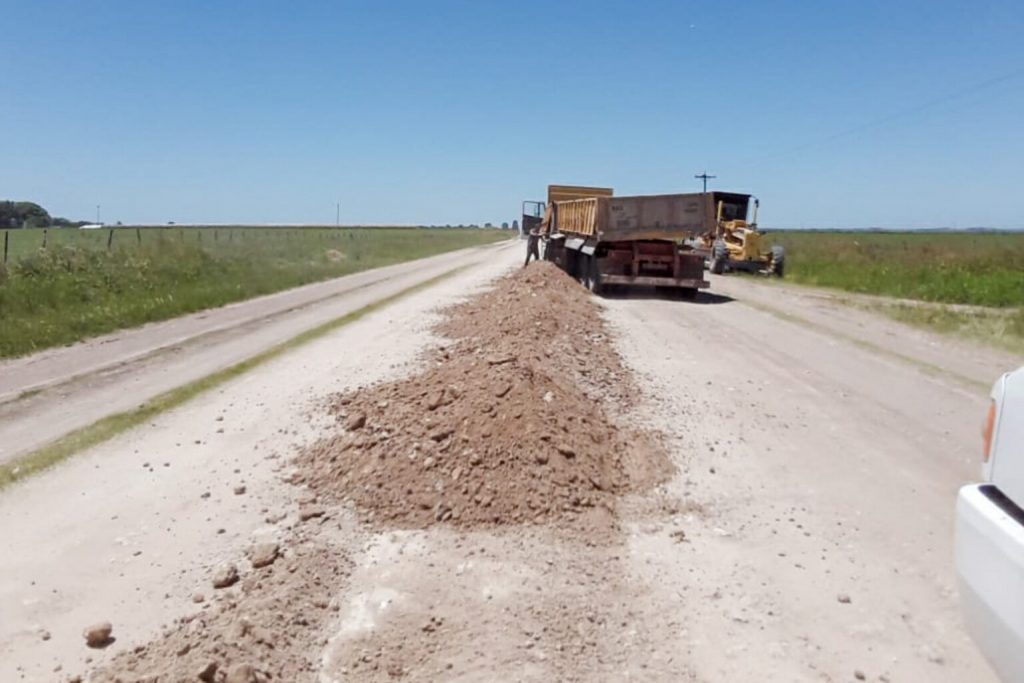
<box><xmin>598</xmin><ymin>274</ymin><xmax>1008</xmax><ymax>681</ymax></box>
<box><xmin>0</xmin><ymin>250</ymin><xmax>1007</xmax><ymax>682</ymax></box>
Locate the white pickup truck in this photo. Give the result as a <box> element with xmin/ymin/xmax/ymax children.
<box><xmin>956</xmin><ymin>366</ymin><xmax>1024</xmax><ymax>681</ymax></box>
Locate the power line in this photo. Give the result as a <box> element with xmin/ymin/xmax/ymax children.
<box><xmin>749</xmin><ymin>66</ymin><xmax>1024</xmax><ymax>167</ymax></box>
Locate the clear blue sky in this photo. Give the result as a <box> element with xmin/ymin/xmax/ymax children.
<box><xmin>2</xmin><ymin>0</ymin><xmax>1022</xmax><ymax>228</ymax></box>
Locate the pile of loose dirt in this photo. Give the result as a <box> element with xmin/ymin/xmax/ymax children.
<box><xmin>79</xmin><ymin>264</ymin><xmax>671</xmax><ymax>683</ymax></box>
<box><xmin>294</xmin><ymin>261</ymin><xmax>669</xmax><ymax>528</ymax></box>
<box><xmin>79</xmin><ymin>263</ymin><xmax>671</xmax><ymax>683</ymax></box>
<box><xmin>87</xmin><ymin>537</ymin><xmax>350</xmax><ymax>683</ymax></box>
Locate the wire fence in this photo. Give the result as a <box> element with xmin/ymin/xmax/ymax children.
<box><xmin>1</xmin><ymin>225</ymin><xmax>506</xmax><ymax>264</ymax></box>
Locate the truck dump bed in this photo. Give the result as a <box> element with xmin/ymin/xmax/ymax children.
<box><xmin>550</xmin><ymin>193</ymin><xmax>715</xmax><ymax>242</ymax></box>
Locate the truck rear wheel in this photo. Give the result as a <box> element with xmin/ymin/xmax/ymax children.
<box><xmin>586</xmin><ymin>255</ymin><xmax>603</xmax><ymax>295</ymax></box>
<box><xmin>566</xmin><ymin>251</ymin><xmax>578</xmax><ymax>280</ymax></box>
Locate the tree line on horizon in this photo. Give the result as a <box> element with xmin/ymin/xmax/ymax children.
<box><xmin>0</xmin><ymin>201</ymin><xmax>86</xmax><ymax>229</ymax></box>
<box><xmin>2</xmin><ymin>199</ymin><xmax>523</xmax><ymax>231</ymax></box>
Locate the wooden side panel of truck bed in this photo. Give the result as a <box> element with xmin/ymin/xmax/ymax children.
<box><xmin>547</xmin><ymin>184</ymin><xmax>613</xmax><ymax>204</ymax></box>
<box><xmin>554</xmin><ymin>198</ymin><xmax>600</xmax><ymax>237</ymax></box>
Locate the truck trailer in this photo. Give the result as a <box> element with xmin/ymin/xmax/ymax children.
<box><xmin>523</xmin><ymin>185</ymin><xmax>749</xmax><ymax>297</ymax></box>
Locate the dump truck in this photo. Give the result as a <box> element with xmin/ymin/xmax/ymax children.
<box><xmin>695</xmin><ymin>194</ymin><xmax>785</xmax><ymax>277</ymax></box>
<box><xmin>523</xmin><ymin>185</ymin><xmax>744</xmax><ymax>296</ymax></box>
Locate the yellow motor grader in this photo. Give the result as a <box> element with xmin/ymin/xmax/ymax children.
<box><xmin>699</xmin><ymin>196</ymin><xmax>784</xmax><ymax>277</ymax></box>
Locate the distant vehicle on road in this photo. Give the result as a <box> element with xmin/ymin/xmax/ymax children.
<box><xmin>79</xmin><ymin>223</ymin><xmax>104</xmax><ymax>230</ymax></box>
<box><xmin>956</xmin><ymin>366</ymin><xmax>1024</xmax><ymax>682</ymax></box>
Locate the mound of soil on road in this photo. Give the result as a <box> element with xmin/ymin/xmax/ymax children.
<box><xmin>88</xmin><ymin>538</ymin><xmax>350</xmax><ymax>683</ymax></box>
<box><xmin>295</xmin><ymin>261</ymin><xmax>670</xmax><ymax>529</ymax></box>
<box><xmin>80</xmin><ymin>263</ymin><xmax>672</xmax><ymax>683</ymax></box>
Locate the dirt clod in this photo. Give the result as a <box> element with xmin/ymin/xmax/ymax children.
<box><xmin>250</xmin><ymin>542</ymin><xmax>280</xmax><ymax>569</ymax></box>
<box><xmin>226</xmin><ymin>662</ymin><xmax>266</xmax><ymax>683</ymax></box>
<box><xmin>83</xmin><ymin>622</ymin><xmax>113</xmax><ymax>648</ymax></box>
<box><xmin>197</xmin><ymin>660</ymin><xmax>218</xmax><ymax>682</ymax></box>
<box><xmin>298</xmin><ymin>504</ymin><xmax>326</xmax><ymax>521</ymax></box>
<box><xmin>212</xmin><ymin>563</ymin><xmax>239</xmax><ymax>589</ymax></box>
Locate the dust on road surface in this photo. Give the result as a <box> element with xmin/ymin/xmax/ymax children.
<box><xmin>0</xmin><ymin>247</ymin><xmax>1001</xmax><ymax>682</ymax></box>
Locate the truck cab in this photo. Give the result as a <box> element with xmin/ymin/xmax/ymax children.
<box><xmin>521</xmin><ymin>201</ymin><xmax>545</xmax><ymax>237</ymax></box>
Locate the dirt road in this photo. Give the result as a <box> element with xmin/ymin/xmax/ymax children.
<box><xmin>0</xmin><ymin>240</ymin><xmax>512</xmax><ymax>464</ymax></box>
<box><xmin>597</xmin><ymin>276</ymin><xmax>1010</xmax><ymax>681</ymax></box>
<box><xmin>0</xmin><ymin>249</ymin><xmax>1009</xmax><ymax>682</ymax></box>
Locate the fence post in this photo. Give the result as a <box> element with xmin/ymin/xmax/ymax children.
<box><xmin>107</xmin><ymin>229</ymin><xmax>114</xmax><ymax>250</ymax></box>
<box><xmin>136</xmin><ymin>227</ymin><xmax>142</xmax><ymax>245</ymax></box>
<box><xmin>42</xmin><ymin>228</ymin><xmax>48</xmax><ymax>249</ymax></box>
<box><xmin>3</xmin><ymin>230</ymin><xmax>8</xmax><ymax>263</ymax></box>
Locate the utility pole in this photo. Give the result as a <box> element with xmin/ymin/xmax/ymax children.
<box><xmin>694</xmin><ymin>172</ymin><xmax>716</xmax><ymax>193</ymax></box>
<box><xmin>336</xmin><ymin>202</ymin><xmax>340</xmax><ymax>227</ymax></box>
<box><xmin>96</xmin><ymin>204</ymin><xmax>101</xmax><ymax>224</ymax></box>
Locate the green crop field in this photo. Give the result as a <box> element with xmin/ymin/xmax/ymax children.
<box><xmin>769</xmin><ymin>230</ymin><xmax>1024</xmax><ymax>350</ymax></box>
<box><xmin>0</xmin><ymin>226</ymin><xmax>508</xmax><ymax>358</ymax></box>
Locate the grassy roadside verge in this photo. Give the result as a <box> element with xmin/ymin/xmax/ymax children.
<box><xmin>862</xmin><ymin>301</ymin><xmax>1024</xmax><ymax>356</ymax></box>
<box><xmin>0</xmin><ymin>267</ymin><xmax>464</xmax><ymax>491</ymax></box>
<box><xmin>772</xmin><ymin>231</ymin><xmax>1024</xmax><ymax>306</ymax></box>
<box><xmin>769</xmin><ymin>230</ymin><xmax>1024</xmax><ymax>351</ymax></box>
<box><xmin>0</xmin><ymin>227</ymin><xmax>507</xmax><ymax>358</ymax></box>
<box><xmin>753</xmin><ymin>298</ymin><xmax>990</xmax><ymax>392</ymax></box>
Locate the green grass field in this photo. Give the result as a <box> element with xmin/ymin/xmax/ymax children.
<box><xmin>0</xmin><ymin>226</ymin><xmax>508</xmax><ymax>358</ymax></box>
<box><xmin>769</xmin><ymin>230</ymin><xmax>1024</xmax><ymax>350</ymax></box>
<box><xmin>771</xmin><ymin>231</ymin><xmax>1024</xmax><ymax>307</ymax></box>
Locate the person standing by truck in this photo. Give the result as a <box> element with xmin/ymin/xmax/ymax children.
<box><xmin>524</xmin><ymin>227</ymin><xmax>541</xmax><ymax>267</ymax></box>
